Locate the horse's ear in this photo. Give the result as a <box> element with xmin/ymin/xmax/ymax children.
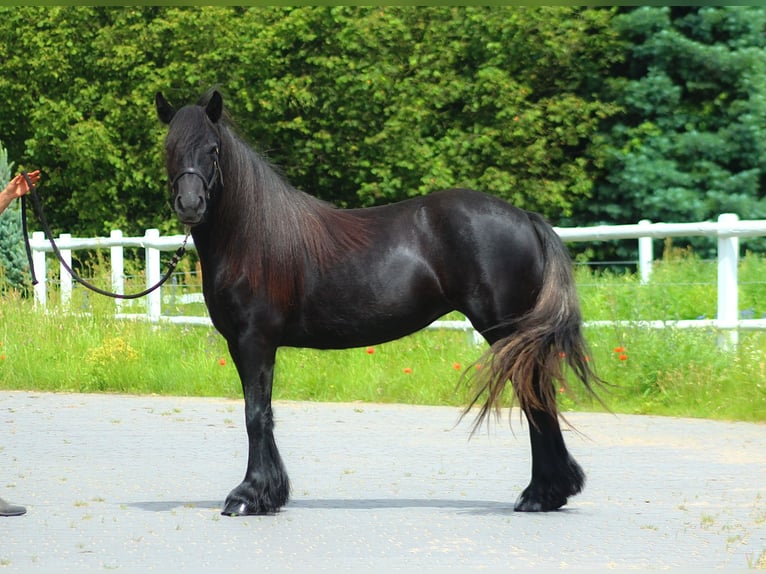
<box><xmin>206</xmin><ymin>91</ymin><xmax>223</xmax><ymax>123</ymax></box>
<box><xmin>155</xmin><ymin>92</ymin><xmax>175</xmax><ymax>124</ymax></box>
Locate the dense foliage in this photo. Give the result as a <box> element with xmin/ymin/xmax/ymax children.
<box><xmin>0</xmin><ymin>6</ymin><xmax>764</xmax><ymax>261</ymax></box>
<box><xmin>571</xmin><ymin>6</ymin><xmax>766</xmax><ymax>257</ymax></box>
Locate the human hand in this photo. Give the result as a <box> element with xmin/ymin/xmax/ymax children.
<box><xmin>5</xmin><ymin>170</ymin><xmax>41</xmax><ymax>198</ymax></box>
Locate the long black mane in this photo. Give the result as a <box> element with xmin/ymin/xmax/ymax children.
<box><xmin>179</xmin><ymin>94</ymin><xmax>369</xmax><ymax>305</ymax></box>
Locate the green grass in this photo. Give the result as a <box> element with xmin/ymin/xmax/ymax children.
<box><xmin>0</xmin><ymin>248</ymin><xmax>764</xmax><ymax>423</ymax></box>
<box><xmin>567</xmin><ymin>246</ymin><xmax>766</xmax><ymax>421</ymax></box>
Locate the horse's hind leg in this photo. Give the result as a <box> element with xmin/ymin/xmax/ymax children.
<box><xmin>474</xmin><ymin>319</ymin><xmax>584</xmax><ymax>511</ymax></box>
<box><xmin>515</xmin><ymin>402</ymin><xmax>585</xmax><ymax>512</ymax></box>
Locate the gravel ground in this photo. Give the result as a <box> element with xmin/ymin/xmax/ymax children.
<box><xmin>1</xmin><ymin>390</ymin><xmax>764</xmax><ymax>571</ymax></box>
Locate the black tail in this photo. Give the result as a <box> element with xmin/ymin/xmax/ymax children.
<box><xmin>464</xmin><ymin>212</ymin><xmax>604</xmax><ymax>431</ymax></box>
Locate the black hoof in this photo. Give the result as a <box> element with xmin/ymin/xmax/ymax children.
<box><xmin>514</xmin><ymin>456</ymin><xmax>585</xmax><ymax>512</ymax></box>
<box><xmin>221</xmin><ymin>480</ymin><xmax>289</xmax><ymax>516</ymax></box>
<box><xmin>514</xmin><ymin>485</ymin><xmax>568</xmax><ymax>512</ymax></box>
<box><xmin>221</xmin><ymin>496</ymin><xmax>273</xmax><ymax>517</ymax></box>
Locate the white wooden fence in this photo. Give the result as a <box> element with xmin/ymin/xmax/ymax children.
<box><xmin>28</xmin><ymin>213</ymin><xmax>766</xmax><ymax>346</ymax></box>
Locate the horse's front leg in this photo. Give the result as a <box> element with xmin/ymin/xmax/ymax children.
<box><xmin>221</xmin><ymin>341</ymin><xmax>290</xmax><ymax>516</ymax></box>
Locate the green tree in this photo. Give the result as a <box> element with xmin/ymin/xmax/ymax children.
<box><xmin>0</xmin><ymin>142</ymin><xmax>28</xmax><ymax>289</ymax></box>
<box><xmin>220</xmin><ymin>7</ymin><xmax>622</xmax><ymax>218</ymax></box>
<box><xmin>0</xmin><ymin>6</ymin><xmax>622</xmax><ymax>238</ymax></box>
<box><xmin>0</xmin><ymin>7</ymin><xmax>174</xmax><ymax>236</ymax></box>
<box><xmin>576</xmin><ymin>6</ymin><xmax>766</xmax><ymax>258</ymax></box>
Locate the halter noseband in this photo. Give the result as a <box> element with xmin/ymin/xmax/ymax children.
<box><xmin>169</xmin><ymin>147</ymin><xmax>223</xmax><ymax>198</ymax></box>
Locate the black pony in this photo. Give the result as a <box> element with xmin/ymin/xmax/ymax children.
<box><xmin>156</xmin><ymin>90</ymin><xmax>601</xmax><ymax>516</ymax></box>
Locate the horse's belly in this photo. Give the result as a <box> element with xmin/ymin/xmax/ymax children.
<box><xmin>284</xmin><ymin>287</ymin><xmax>451</xmax><ymax>350</ymax></box>
<box><xmin>283</xmin><ymin>246</ymin><xmax>452</xmax><ymax>348</ymax></box>
<box><xmin>283</xmin><ymin>310</ymin><xmax>447</xmax><ymax>349</ymax></box>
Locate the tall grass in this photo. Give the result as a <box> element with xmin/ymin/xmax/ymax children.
<box><xmin>0</xmin><ymin>248</ymin><xmax>764</xmax><ymax>423</ymax></box>
<box><xmin>569</xmin><ymin>245</ymin><xmax>766</xmax><ymax>421</ymax></box>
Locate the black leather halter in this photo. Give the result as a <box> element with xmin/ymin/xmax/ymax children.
<box><xmin>170</xmin><ymin>147</ymin><xmax>223</xmax><ymax>198</ymax></box>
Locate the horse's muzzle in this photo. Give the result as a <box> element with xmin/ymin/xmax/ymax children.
<box><xmin>171</xmin><ymin>167</ymin><xmax>216</xmax><ymax>226</ymax></box>
<box><xmin>174</xmin><ymin>191</ymin><xmax>206</xmax><ymax>225</ymax></box>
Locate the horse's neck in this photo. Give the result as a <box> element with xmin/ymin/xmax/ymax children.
<box><xmin>188</xmin><ymin>225</ymin><xmax>222</xmax><ymax>296</ymax></box>
<box><xmin>190</xmin><ymin>225</ymin><xmax>216</xmax><ymax>268</ymax></box>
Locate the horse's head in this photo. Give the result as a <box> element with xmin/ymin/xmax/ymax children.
<box><xmin>156</xmin><ymin>91</ymin><xmax>224</xmax><ymax>226</ymax></box>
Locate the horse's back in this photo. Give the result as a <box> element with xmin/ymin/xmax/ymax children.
<box><xmin>353</xmin><ymin>188</ymin><xmax>542</xmax><ymax>263</ymax></box>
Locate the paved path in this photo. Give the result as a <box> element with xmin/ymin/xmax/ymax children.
<box><xmin>1</xmin><ymin>391</ymin><xmax>765</xmax><ymax>571</ymax></box>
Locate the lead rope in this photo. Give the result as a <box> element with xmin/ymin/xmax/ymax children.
<box><xmin>20</xmin><ymin>171</ymin><xmax>189</xmax><ymax>299</ymax></box>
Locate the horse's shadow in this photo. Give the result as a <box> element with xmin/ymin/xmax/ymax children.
<box><xmin>128</xmin><ymin>498</ymin><xmax>534</xmax><ymax>516</ymax></box>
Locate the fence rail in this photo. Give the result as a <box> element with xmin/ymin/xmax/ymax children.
<box><xmin>29</xmin><ymin>213</ymin><xmax>766</xmax><ymax>347</ymax></box>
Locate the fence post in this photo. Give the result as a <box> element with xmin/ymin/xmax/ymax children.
<box><xmin>638</xmin><ymin>219</ymin><xmax>653</xmax><ymax>284</ymax></box>
<box><xmin>717</xmin><ymin>213</ymin><xmax>739</xmax><ymax>349</ymax></box>
<box><xmin>111</xmin><ymin>230</ymin><xmax>124</xmax><ymax>312</ymax></box>
<box><xmin>32</xmin><ymin>231</ymin><xmax>46</xmax><ymax>307</ymax></box>
<box><xmin>59</xmin><ymin>233</ymin><xmax>72</xmax><ymax>307</ymax></box>
<box><xmin>145</xmin><ymin>228</ymin><xmax>161</xmax><ymax>321</ymax></box>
